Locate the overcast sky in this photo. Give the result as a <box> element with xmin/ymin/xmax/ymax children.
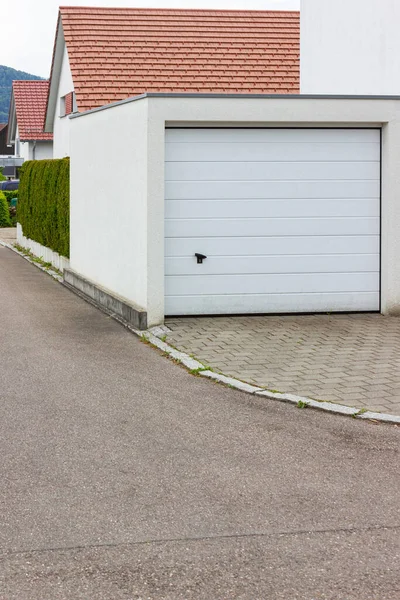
<box><xmin>1</xmin><ymin>0</ymin><xmax>299</xmax><ymax>77</ymax></box>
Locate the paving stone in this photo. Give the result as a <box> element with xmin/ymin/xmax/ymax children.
<box><xmin>165</xmin><ymin>314</ymin><xmax>400</xmax><ymax>416</ymax></box>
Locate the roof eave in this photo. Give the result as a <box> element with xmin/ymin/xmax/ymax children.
<box><xmin>19</xmin><ymin>137</ymin><xmax>54</xmax><ymax>143</ymax></box>
<box><xmin>44</xmin><ymin>14</ymin><xmax>65</xmax><ymax>133</ymax></box>
<box><xmin>6</xmin><ymin>88</ymin><xmax>17</xmax><ymax>144</ymax></box>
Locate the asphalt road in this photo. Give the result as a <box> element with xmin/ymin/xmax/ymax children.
<box><xmin>0</xmin><ymin>245</ymin><xmax>399</xmax><ymax>600</ymax></box>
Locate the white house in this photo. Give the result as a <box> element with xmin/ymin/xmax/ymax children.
<box><xmin>44</xmin><ymin>6</ymin><xmax>300</xmax><ymax>158</ymax></box>
<box><xmin>7</xmin><ymin>81</ymin><xmax>53</xmax><ymax>161</ymax></box>
<box><xmin>31</xmin><ymin>4</ymin><xmax>400</xmax><ymax>329</ymax></box>
<box><xmin>300</xmin><ymin>0</ymin><xmax>400</xmax><ymax>94</ymax></box>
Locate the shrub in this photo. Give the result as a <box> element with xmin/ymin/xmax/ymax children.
<box><xmin>0</xmin><ymin>191</ymin><xmax>11</xmax><ymax>227</ymax></box>
<box><xmin>0</xmin><ymin>167</ymin><xmax>6</xmax><ymax>182</ymax></box>
<box><xmin>17</xmin><ymin>158</ymin><xmax>70</xmax><ymax>257</ymax></box>
<box><xmin>3</xmin><ymin>190</ymin><xmax>18</xmax><ymax>203</ymax></box>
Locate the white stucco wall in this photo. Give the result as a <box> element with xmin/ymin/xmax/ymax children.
<box><xmin>16</xmin><ymin>140</ymin><xmax>52</xmax><ymax>161</ymax></box>
<box><xmin>70</xmin><ymin>95</ymin><xmax>400</xmax><ymax>325</ymax></box>
<box><xmin>69</xmin><ymin>98</ymin><xmax>149</xmax><ymax>313</ymax></box>
<box><xmin>19</xmin><ymin>141</ymin><xmax>31</xmax><ymax>161</ymax></box>
<box><xmin>34</xmin><ymin>142</ymin><xmax>53</xmax><ymax>160</ymax></box>
<box><xmin>53</xmin><ymin>46</ymin><xmax>74</xmax><ymax>158</ymax></box>
<box><xmin>301</xmin><ymin>0</ymin><xmax>400</xmax><ymax>95</ymax></box>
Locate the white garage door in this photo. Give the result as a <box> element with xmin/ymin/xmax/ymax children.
<box><xmin>165</xmin><ymin>128</ymin><xmax>381</xmax><ymax>316</ymax></box>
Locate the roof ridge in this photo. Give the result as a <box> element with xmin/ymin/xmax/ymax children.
<box><xmin>59</xmin><ymin>6</ymin><xmax>299</xmax><ymax>14</ymax></box>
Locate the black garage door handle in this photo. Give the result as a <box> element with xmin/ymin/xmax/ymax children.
<box><xmin>195</xmin><ymin>253</ymin><xmax>207</xmax><ymax>264</ymax></box>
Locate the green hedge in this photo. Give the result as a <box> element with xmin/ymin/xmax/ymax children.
<box><xmin>17</xmin><ymin>158</ymin><xmax>70</xmax><ymax>257</ymax></box>
<box><xmin>0</xmin><ymin>191</ymin><xmax>11</xmax><ymax>227</ymax></box>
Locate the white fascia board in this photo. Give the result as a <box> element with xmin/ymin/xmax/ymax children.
<box><xmin>44</xmin><ymin>18</ymin><xmax>66</xmax><ymax>133</ymax></box>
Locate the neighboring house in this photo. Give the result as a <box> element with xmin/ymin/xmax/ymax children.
<box><xmin>44</xmin><ymin>7</ymin><xmax>300</xmax><ymax>157</ymax></box>
<box><xmin>7</xmin><ymin>80</ymin><xmax>53</xmax><ymax>161</ymax></box>
<box><xmin>0</xmin><ymin>124</ymin><xmax>19</xmax><ymax>178</ymax></box>
<box><xmin>0</xmin><ymin>124</ymin><xmax>13</xmax><ymax>155</ymax></box>
<box><xmin>300</xmin><ymin>0</ymin><xmax>400</xmax><ymax>94</ymax></box>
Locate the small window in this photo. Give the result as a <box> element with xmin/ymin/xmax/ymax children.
<box><xmin>60</xmin><ymin>91</ymin><xmax>76</xmax><ymax>117</ymax></box>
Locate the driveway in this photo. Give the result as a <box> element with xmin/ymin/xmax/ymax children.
<box><xmin>165</xmin><ymin>314</ymin><xmax>400</xmax><ymax>416</ymax></box>
<box><xmin>1</xmin><ymin>245</ymin><xmax>400</xmax><ymax>599</ymax></box>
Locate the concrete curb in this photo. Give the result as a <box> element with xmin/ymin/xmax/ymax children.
<box><xmin>2</xmin><ymin>239</ymin><xmax>400</xmax><ymax>426</ymax></box>
<box><xmin>144</xmin><ymin>330</ymin><xmax>400</xmax><ymax>426</ymax></box>
<box><xmin>0</xmin><ymin>240</ymin><xmax>63</xmax><ymax>282</ymax></box>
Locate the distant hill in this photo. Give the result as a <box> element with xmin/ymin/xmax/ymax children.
<box><xmin>0</xmin><ymin>65</ymin><xmax>43</xmax><ymax>123</ymax></box>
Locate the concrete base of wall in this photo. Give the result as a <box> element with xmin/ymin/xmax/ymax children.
<box><xmin>17</xmin><ymin>224</ymin><xmax>70</xmax><ymax>272</ymax></box>
<box><xmin>63</xmin><ymin>268</ymin><xmax>148</xmax><ymax>330</ymax></box>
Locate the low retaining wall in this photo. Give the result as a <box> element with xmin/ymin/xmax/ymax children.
<box><xmin>16</xmin><ymin>223</ymin><xmax>70</xmax><ymax>273</ymax></box>
<box><xmin>63</xmin><ymin>269</ymin><xmax>148</xmax><ymax>330</ymax></box>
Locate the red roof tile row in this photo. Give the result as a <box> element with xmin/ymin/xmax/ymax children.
<box><xmin>59</xmin><ymin>7</ymin><xmax>300</xmax><ymax>113</ymax></box>
<box><xmin>12</xmin><ymin>81</ymin><xmax>53</xmax><ymax>141</ymax></box>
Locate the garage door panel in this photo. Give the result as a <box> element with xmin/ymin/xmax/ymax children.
<box><xmin>166</xmin><ymin>217</ymin><xmax>380</xmax><ymax>238</ymax></box>
<box><xmin>165</xmin><ymin>292</ymin><xmax>380</xmax><ymax>316</ymax></box>
<box><xmin>165</xmin><ymin>128</ymin><xmax>381</xmax><ymax>315</ymax></box>
<box><xmin>166</xmin><ymin>254</ymin><xmax>380</xmax><ymax>276</ymax></box>
<box><xmin>165</xmin><ymin>273</ymin><xmax>379</xmax><ymax>296</ymax></box>
<box><xmin>166</xmin><ymin>180</ymin><xmax>379</xmax><ymax>200</ymax></box>
<box><xmin>167</xmin><ymin>128</ymin><xmax>380</xmax><ymax>144</ymax></box>
<box><xmin>166</xmin><ymin>199</ymin><xmax>379</xmax><ymax>219</ymax></box>
<box><xmin>166</xmin><ymin>142</ymin><xmax>380</xmax><ymax>163</ymax></box>
<box><xmin>166</xmin><ymin>161</ymin><xmax>380</xmax><ymax>182</ymax></box>
<box><xmin>166</xmin><ymin>236</ymin><xmax>380</xmax><ymax>257</ymax></box>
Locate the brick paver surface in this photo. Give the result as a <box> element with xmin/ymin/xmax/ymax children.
<box><xmin>165</xmin><ymin>314</ymin><xmax>400</xmax><ymax>416</ymax></box>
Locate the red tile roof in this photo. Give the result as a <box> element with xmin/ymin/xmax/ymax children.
<box><xmin>59</xmin><ymin>7</ymin><xmax>300</xmax><ymax>113</ymax></box>
<box><xmin>12</xmin><ymin>81</ymin><xmax>53</xmax><ymax>141</ymax></box>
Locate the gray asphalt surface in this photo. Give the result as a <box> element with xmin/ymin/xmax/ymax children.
<box><xmin>0</xmin><ymin>245</ymin><xmax>399</xmax><ymax>600</ymax></box>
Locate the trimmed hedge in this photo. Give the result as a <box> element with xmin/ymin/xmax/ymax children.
<box><xmin>17</xmin><ymin>158</ymin><xmax>70</xmax><ymax>257</ymax></box>
<box><xmin>0</xmin><ymin>191</ymin><xmax>11</xmax><ymax>227</ymax></box>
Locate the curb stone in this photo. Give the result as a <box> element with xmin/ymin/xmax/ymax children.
<box><xmin>144</xmin><ymin>330</ymin><xmax>400</xmax><ymax>425</ymax></box>
<box><xmin>0</xmin><ymin>240</ymin><xmax>63</xmax><ymax>282</ymax></box>
<box><xmin>3</xmin><ymin>240</ymin><xmax>400</xmax><ymax>426</ymax></box>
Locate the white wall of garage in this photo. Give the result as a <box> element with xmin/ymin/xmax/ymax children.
<box><xmin>70</xmin><ymin>97</ymin><xmax>149</xmax><ymax>312</ymax></box>
<box><xmin>70</xmin><ymin>95</ymin><xmax>400</xmax><ymax>326</ymax></box>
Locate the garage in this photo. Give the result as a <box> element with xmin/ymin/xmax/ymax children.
<box><xmin>165</xmin><ymin>128</ymin><xmax>381</xmax><ymax>316</ymax></box>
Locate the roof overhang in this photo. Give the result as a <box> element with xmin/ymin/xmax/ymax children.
<box><xmin>69</xmin><ymin>91</ymin><xmax>400</xmax><ymax>120</ymax></box>
<box><xmin>44</xmin><ymin>13</ymin><xmax>65</xmax><ymax>133</ymax></box>
<box><xmin>7</xmin><ymin>88</ymin><xmax>17</xmax><ymax>144</ymax></box>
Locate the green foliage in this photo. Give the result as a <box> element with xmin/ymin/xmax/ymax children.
<box><xmin>4</xmin><ymin>190</ymin><xmax>18</xmax><ymax>225</ymax></box>
<box><xmin>0</xmin><ymin>167</ymin><xmax>6</xmax><ymax>182</ymax></box>
<box><xmin>0</xmin><ymin>65</ymin><xmax>43</xmax><ymax>122</ymax></box>
<box><xmin>0</xmin><ymin>191</ymin><xmax>11</xmax><ymax>227</ymax></box>
<box><xmin>3</xmin><ymin>190</ymin><xmax>18</xmax><ymax>202</ymax></box>
<box><xmin>17</xmin><ymin>158</ymin><xmax>70</xmax><ymax>257</ymax></box>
